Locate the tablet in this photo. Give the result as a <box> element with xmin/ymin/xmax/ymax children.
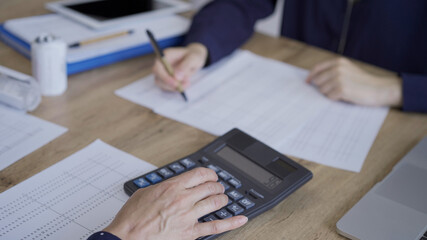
<box><xmin>46</xmin><ymin>0</ymin><xmax>191</xmax><ymax>29</ymax></box>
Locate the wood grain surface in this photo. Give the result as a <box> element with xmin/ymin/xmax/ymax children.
<box><xmin>0</xmin><ymin>1</ymin><xmax>426</xmax><ymax>239</ymax></box>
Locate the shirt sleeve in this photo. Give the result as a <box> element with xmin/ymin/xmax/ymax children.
<box><xmin>87</xmin><ymin>231</ymin><xmax>121</xmax><ymax>240</ymax></box>
<box><xmin>183</xmin><ymin>0</ymin><xmax>277</xmax><ymax>65</ymax></box>
<box><xmin>402</xmin><ymin>73</ymin><xmax>427</xmax><ymax>113</ymax></box>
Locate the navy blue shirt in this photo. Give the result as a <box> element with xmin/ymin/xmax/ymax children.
<box><xmin>87</xmin><ymin>231</ymin><xmax>120</xmax><ymax>240</ymax></box>
<box><xmin>184</xmin><ymin>0</ymin><xmax>427</xmax><ymax>113</ymax></box>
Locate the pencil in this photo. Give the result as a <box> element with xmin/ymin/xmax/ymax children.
<box><xmin>69</xmin><ymin>29</ymin><xmax>134</xmax><ymax>48</ymax></box>
<box><xmin>146</xmin><ymin>29</ymin><xmax>188</xmax><ymax>102</ymax></box>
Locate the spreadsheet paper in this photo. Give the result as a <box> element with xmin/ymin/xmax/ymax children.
<box><xmin>0</xmin><ymin>106</ymin><xmax>67</xmax><ymax>171</ymax></box>
<box><xmin>115</xmin><ymin>50</ymin><xmax>388</xmax><ymax>172</ymax></box>
<box><xmin>0</xmin><ymin>140</ymin><xmax>156</xmax><ymax>239</ymax></box>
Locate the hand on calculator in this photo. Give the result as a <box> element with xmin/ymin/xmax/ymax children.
<box><xmin>104</xmin><ymin>167</ymin><xmax>248</xmax><ymax>240</ymax></box>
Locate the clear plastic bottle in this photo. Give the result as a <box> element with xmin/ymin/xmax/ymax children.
<box><xmin>0</xmin><ymin>68</ymin><xmax>41</xmax><ymax>112</ymax></box>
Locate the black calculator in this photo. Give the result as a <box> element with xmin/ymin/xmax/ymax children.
<box><xmin>124</xmin><ymin>128</ymin><xmax>312</xmax><ymax>239</ymax></box>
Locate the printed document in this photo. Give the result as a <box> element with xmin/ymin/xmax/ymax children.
<box><xmin>0</xmin><ymin>106</ymin><xmax>67</xmax><ymax>171</ymax></box>
<box><xmin>0</xmin><ymin>140</ymin><xmax>156</xmax><ymax>239</ymax></box>
<box><xmin>115</xmin><ymin>51</ymin><xmax>388</xmax><ymax>172</ymax></box>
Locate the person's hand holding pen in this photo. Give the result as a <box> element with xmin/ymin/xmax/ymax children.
<box><xmin>152</xmin><ymin>43</ymin><xmax>208</xmax><ymax>92</ymax></box>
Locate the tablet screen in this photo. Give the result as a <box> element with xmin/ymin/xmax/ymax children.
<box><xmin>64</xmin><ymin>0</ymin><xmax>169</xmax><ymax>21</ymax></box>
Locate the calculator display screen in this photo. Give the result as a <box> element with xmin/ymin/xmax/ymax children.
<box><xmin>217</xmin><ymin>146</ymin><xmax>282</xmax><ymax>189</ymax></box>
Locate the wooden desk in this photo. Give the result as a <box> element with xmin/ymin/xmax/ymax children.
<box><xmin>1</xmin><ymin>1</ymin><xmax>427</xmax><ymax>239</ymax></box>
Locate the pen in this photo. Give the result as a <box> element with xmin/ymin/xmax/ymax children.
<box><xmin>69</xmin><ymin>29</ymin><xmax>134</xmax><ymax>48</ymax></box>
<box><xmin>146</xmin><ymin>29</ymin><xmax>188</xmax><ymax>102</ymax></box>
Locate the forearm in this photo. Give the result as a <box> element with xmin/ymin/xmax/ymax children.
<box><xmin>184</xmin><ymin>0</ymin><xmax>276</xmax><ymax>65</ymax></box>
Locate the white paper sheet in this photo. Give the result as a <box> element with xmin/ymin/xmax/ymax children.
<box><xmin>116</xmin><ymin>51</ymin><xmax>329</xmax><ymax>145</ymax></box>
<box><xmin>115</xmin><ymin>50</ymin><xmax>388</xmax><ymax>172</ymax></box>
<box><xmin>0</xmin><ymin>139</ymin><xmax>156</xmax><ymax>240</ymax></box>
<box><xmin>279</xmin><ymin>102</ymin><xmax>388</xmax><ymax>172</ymax></box>
<box><xmin>0</xmin><ymin>106</ymin><xmax>67</xmax><ymax>171</ymax></box>
<box><xmin>4</xmin><ymin>14</ymin><xmax>190</xmax><ymax>63</ymax></box>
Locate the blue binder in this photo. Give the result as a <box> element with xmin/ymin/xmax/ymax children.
<box><xmin>0</xmin><ymin>24</ymin><xmax>184</xmax><ymax>75</ymax></box>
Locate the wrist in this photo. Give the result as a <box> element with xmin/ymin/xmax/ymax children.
<box><xmin>387</xmin><ymin>75</ymin><xmax>402</xmax><ymax>107</ymax></box>
<box><xmin>379</xmin><ymin>75</ymin><xmax>402</xmax><ymax>107</ymax></box>
<box><xmin>187</xmin><ymin>43</ymin><xmax>208</xmax><ymax>66</ymax></box>
<box><xmin>103</xmin><ymin>222</ymin><xmax>132</xmax><ymax>240</ymax></box>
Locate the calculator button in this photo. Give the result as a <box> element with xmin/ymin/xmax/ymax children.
<box><xmin>219</xmin><ymin>181</ymin><xmax>230</xmax><ymax>191</ymax></box>
<box><xmin>169</xmin><ymin>163</ymin><xmax>185</xmax><ymax>174</ymax></box>
<box><xmin>227</xmin><ymin>203</ymin><xmax>244</xmax><ymax>216</ymax></box>
<box><xmin>180</xmin><ymin>158</ymin><xmax>196</xmax><ymax>169</ymax></box>
<box><xmin>133</xmin><ymin>178</ymin><xmax>150</xmax><ymax>188</ymax></box>
<box><xmin>206</xmin><ymin>164</ymin><xmax>220</xmax><ymax>173</ymax></box>
<box><xmin>227</xmin><ymin>190</ymin><xmax>243</xmax><ymax>201</ymax></box>
<box><xmin>215</xmin><ymin>209</ymin><xmax>232</xmax><ymax>219</ymax></box>
<box><xmin>227</xmin><ymin>197</ymin><xmax>233</xmax><ymax>205</ymax></box>
<box><xmin>238</xmin><ymin>198</ymin><xmax>255</xmax><ymax>210</ymax></box>
<box><xmin>145</xmin><ymin>173</ymin><xmax>163</xmax><ymax>184</ymax></box>
<box><xmin>203</xmin><ymin>215</ymin><xmax>218</xmax><ymax>222</ymax></box>
<box><xmin>218</xmin><ymin>171</ymin><xmax>231</xmax><ymax>181</ymax></box>
<box><xmin>199</xmin><ymin>156</ymin><xmax>209</xmax><ymax>164</ymax></box>
<box><xmin>228</xmin><ymin>178</ymin><xmax>242</xmax><ymax>189</ymax></box>
<box><xmin>249</xmin><ymin>189</ymin><xmax>265</xmax><ymax>199</ymax></box>
<box><xmin>157</xmin><ymin>168</ymin><xmax>174</xmax><ymax>179</ymax></box>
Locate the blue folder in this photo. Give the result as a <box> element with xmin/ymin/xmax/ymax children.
<box><xmin>0</xmin><ymin>24</ymin><xmax>184</xmax><ymax>75</ymax></box>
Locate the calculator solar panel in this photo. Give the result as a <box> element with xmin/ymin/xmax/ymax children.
<box><xmin>124</xmin><ymin>128</ymin><xmax>312</xmax><ymax>239</ymax></box>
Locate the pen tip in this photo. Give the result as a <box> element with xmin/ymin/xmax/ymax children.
<box><xmin>68</xmin><ymin>43</ymin><xmax>79</xmax><ymax>48</ymax></box>
<box><xmin>181</xmin><ymin>92</ymin><xmax>188</xmax><ymax>102</ymax></box>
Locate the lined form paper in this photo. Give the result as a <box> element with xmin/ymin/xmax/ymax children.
<box><xmin>0</xmin><ymin>140</ymin><xmax>156</xmax><ymax>240</ymax></box>
<box><xmin>280</xmin><ymin>102</ymin><xmax>388</xmax><ymax>172</ymax></box>
<box><xmin>115</xmin><ymin>50</ymin><xmax>388</xmax><ymax>172</ymax></box>
<box><xmin>116</xmin><ymin>51</ymin><xmax>330</xmax><ymax>145</ymax></box>
<box><xmin>0</xmin><ymin>106</ymin><xmax>67</xmax><ymax>171</ymax></box>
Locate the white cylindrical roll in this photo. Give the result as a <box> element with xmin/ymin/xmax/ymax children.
<box><xmin>31</xmin><ymin>34</ymin><xmax>67</xmax><ymax>96</ymax></box>
<box><xmin>0</xmin><ymin>65</ymin><xmax>41</xmax><ymax>112</ymax></box>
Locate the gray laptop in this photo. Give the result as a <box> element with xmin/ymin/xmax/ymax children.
<box><xmin>337</xmin><ymin>137</ymin><xmax>427</xmax><ymax>240</ymax></box>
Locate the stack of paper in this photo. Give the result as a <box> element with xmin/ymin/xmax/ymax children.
<box><xmin>4</xmin><ymin>14</ymin><xmax>189</xmax><ymax>63</ymax></box>
<box><xmin>0</xmin><ymin>14</ymin><xmax>189</xmax><ymax>74</ymax></box>
<box><xmin>116</xmin><ymin>51</ymin><xmax>388</xmax><ymax>172</ymax></box>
